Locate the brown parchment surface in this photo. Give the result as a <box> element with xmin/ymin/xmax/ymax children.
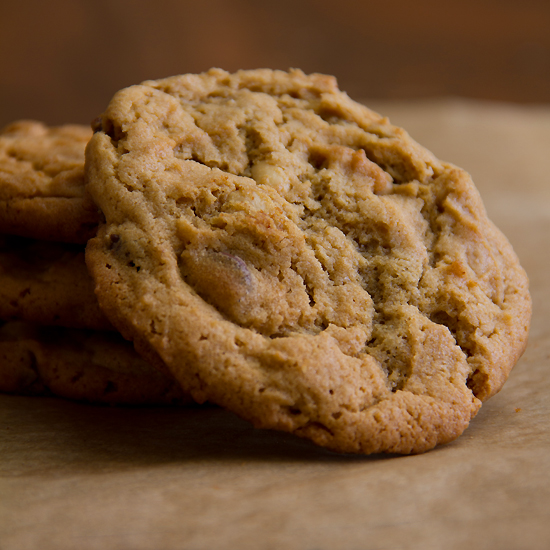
<box><xmin>1</xmin><ymin>99</ymin><xmax>549</xmax><ymax>550</ymax></box>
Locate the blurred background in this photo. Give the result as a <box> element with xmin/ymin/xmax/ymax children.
<box><xmin>1</xmin><ymin>0</ymin><xmax>549</xmax><ymax>128</ymax></box>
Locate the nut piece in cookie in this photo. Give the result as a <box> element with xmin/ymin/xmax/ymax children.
<box><xmin>0</xmin><ymin>121</ymin><xmax>99</xmax><ymax>243</ymax></box>
<box><xmin>85</xmin><ymin>69</ymin><xmax>531</xmax><ymax>454</ymax></box>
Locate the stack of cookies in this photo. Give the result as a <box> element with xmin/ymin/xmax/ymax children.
<box><xmin>0</xmin><ymin>121</ymin><xmax>189</xmax><ymax>405</ymax></box>
<box><xmin>1</xmin><ymin>69</ymin><xmax>531</xmax><ymax>454</ymax></box>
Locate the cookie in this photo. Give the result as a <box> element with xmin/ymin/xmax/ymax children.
<box><xmin>0</xmin><ymin>120</ymin><xmax>99</xmax><ymax>243</ymax></box>
<box><xmin>0</xmin><ymin>234</ymin><xmax>112</xmax><ymax>330</ymax></box>
<box><xmin>0</xmin><ymin>320</ymin><xmax>190</xmax><ymax>405</ymax></box>
<box><xmin>85</xmin><ymin>69</ymin><xmax>531</xmax><ymax>454</ymax></box>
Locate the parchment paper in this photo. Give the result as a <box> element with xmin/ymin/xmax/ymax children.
<box><xmin>1</xmin><ymin>99</ymin><xmax>549</xmax><ymax>550</ymax></box>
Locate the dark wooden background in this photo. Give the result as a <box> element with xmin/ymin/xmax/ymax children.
<box><xmin>1</xmin><ymin>0</ymin><xmax>549</xmax><ymax>127</ymax></box>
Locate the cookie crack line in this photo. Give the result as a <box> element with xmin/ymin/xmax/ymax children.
<box><xmin>85</xmin><ymin>68</ymin><xmax>531</xmax><ymax>454</ymax></box>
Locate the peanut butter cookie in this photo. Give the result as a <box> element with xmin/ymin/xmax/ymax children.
<box><xmin>0</xmin><ymin>320</ymin><xmax>190</xmax><ymax>405</ymax></box>
<box><xmin>0</xmin><ymin>120</ymin><xmax>98</xmax><ymax>243</ymax></box>
<box><xmin>0</xmin><ymin>234</ymin><xmax>112</xmax><ymax>330</ymax></box>
<box><xmin>85</xmin><ymin>69</ymin><xmax>531</xmax><ymax>454</ymax></box>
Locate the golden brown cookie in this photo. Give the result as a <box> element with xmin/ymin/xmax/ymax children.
<box><xmin>0</xmin><ymin>120</ymin><xmax>99</xmax><ymax>243</ymax></box>
<box><xmin>0</xmin><ymin>320</ymin><xmax>190</xmax><ymax>405</ymax></box>
<box><xmin>0</xmin><ymin>234</ymin><xmax>112</xmax><ymax>330</ymax></box>
<box><xmin>85</xmin><ymin>69</ymin><xmax>531</xmax><ymax>454</ymax></box>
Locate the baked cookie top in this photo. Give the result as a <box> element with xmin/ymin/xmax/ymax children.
<box><xmin>85</xmin><ymin>69</ymin><xmax>531</xmax><ymax>454</ymax></box>
<box><xmin>0</xmin><ymin>120</ymin><xmax>99</xmax><ymax>243</ymax></box>
<box><xmin>0</xmin><ymin>235</ymin><xmax>112</xmax><ymax>330</ymax></box>
<box><xmin>0</xmin><ymin>320</ymin><xmax>190</xmax><ymax>405</ymax></box>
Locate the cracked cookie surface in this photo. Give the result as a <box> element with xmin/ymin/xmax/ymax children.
<box><xmin>0</xmin><ymin>121</ymin><xmax>98</xmax><ymax>243</ymax></box>
<box><xmin>85</xmin><ymin>69</ymin><xmax>531</xmax><ymax>454</ymax></box>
